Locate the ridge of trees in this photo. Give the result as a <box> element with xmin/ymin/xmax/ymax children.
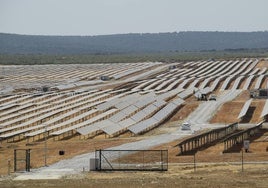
<box><xmin>1</xmin><ymin>31</ymin><xmax>268</xmax><ymax>55</ymax></box>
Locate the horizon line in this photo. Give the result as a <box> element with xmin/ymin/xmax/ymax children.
<box><xmin>1</xmin><ymin>30</ymin><xmax>268</xmax><ymax>37</ymax></box>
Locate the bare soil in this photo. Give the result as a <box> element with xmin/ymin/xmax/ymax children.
<box><xmin>210</xmin><ymin>90</ymin><xmax>265</xmax><ymax>124</ymax></box>
<box><xmin>255</xmin><ymin>60</ymin><xmax>268</xmax><ymax>69</ymax></box>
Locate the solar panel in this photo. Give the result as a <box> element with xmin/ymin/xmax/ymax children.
<box><xmin>118</xmin><ymin>118</ymin><xmax>137</xmax><ymax>129</ymax></box>
<box><xmin>209</xmin><ymin>76</ymin><xmax>224</xmax><ymax>91</ymax></box>
<box><xmin>258</xmin><ymin>67</ymin><xmax>267</xmax><ymax>75</ymax></box>
<box><xmin>238</xmin><ymin>99</ymin><xmax>253</xmax><ymax>119</ymax></box>
<box><xmin>152</xmin><ymin>103</ymin><xmax>177</xmax><ymax>122</ymax></box>
<box><xmin>220</xmin><ymin>75</ymin><xmax>235</xmax><ymax>90</ymax></box>
<box><xmin>77</xmin><ymin>124</ymin><xmax>100</xmax><ymax>136</ymax></box>
<box><xmin>128</xmin><ymin>117</ymin><xmax>158</xmax><ymax>134</ymax></box>
<box><xmin>96</xmin><ymin>99</ymin><xmax>116</xmax><ymax>111</ymax></box>
<box><xmin>109</xmin><ymin>111</ymin><xmax>127</xmax><ymax>122</ymax></box>
<box><xmin>115</xmin><ymin>101</ymin><xmax>130</xmax><ymax>110</ymax></box>
<box><xmin>243</xmin><ymin>75</ymin><xmax>255</xmax><ymax>90</ymax></box>
<box><xmin>143</xmin><ymin>104</ymin><xmax>158</xmax><ymax>115</ymax></box>
<box><xmin>122</xmin><ymin>105</ymin><xmax>138</xmax><ymax>116</ymax></box>
<box><xmin>131</xmin><ymin>110</ymin><xmax>147</xmax><ymax>122</ymax></box>
<box><xmin>254</xmin><ymin>75</ymin><xmax>264</xmax><ymax>89</ymax></box>
<box><xmin>76</xmin><ymin>109</ymin><xmax>118</xmax><ymax>135</ymax></box>
<box><xmin>260</xmin><ymin>100</ymin><xmax>268</xmax><ymax>118</ymax></box>
<box><xmin>102</xmin><ymin>123</ymin><xmax>122</xmax><ymax>135</ymax></box>
<box><xmin>248</xmin><ymin>68</ymin><xmax>259</xmax><ymax>76</ymax></box>
<box><xmin>153</xmin><ymin>100</ymin><xmax>166</xmax><ymax>108</ymax></box>
<box><xmin>178</xmin><ymin>89</ymin><xmax>193</xmax><ymax>99</ymax></box>
<box><xmin>171</xmin><ymin>98</ymin><xmax>184</xmax><ymax>106</ymax></box>
<box><xmin>156</xmin><ymin>90</ymin><xmax>177</xmax><ymax>101</ymax></box>
<box><xmin>232</xmin><ymin>76</ymin><xmax>244</xmax><ymax>90</ymax></box>
<box><xmin>134</xmin><ymin>97</ymin><xmax>155</xmax><ymax>108</ymax></box>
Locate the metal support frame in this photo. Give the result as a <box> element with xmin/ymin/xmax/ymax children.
<box><xmin>177</xmin><ymin>123</ymin><xmax>238</xmax><ymax>155</ymax></box>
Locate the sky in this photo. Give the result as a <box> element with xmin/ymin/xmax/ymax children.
<box><xmin>0</xmin><ymin>0</ymin><xmax>268</xmax><ymax>36</ymax></box>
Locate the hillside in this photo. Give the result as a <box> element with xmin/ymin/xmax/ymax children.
<box><xmin>1</xmin><ymin>31</ymin><xmax>268</xmax><ymax>54</ymax></box>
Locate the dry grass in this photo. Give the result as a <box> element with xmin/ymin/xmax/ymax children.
<box><xmin>1</xmin><ymin>164</ymin><xmax>268</xmax><ymax>188</ymax></box>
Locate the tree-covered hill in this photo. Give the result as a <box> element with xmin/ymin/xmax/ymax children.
<box><xmin>1</xmin><ymin>31</ymin><xmax>268</xmax><ymax>54</ymax></box>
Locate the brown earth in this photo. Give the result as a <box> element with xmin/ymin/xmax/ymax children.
<box><xmin>255</xmin><ymin>60</ymin><xmax>268</xmax><ymax>69</ymax></box>
<box><xmin>261</xmin><ymin>77</ymin><xmax>268</xmax><ymax>89</ymax></box>
<box><xmin>210</xmin><ymin>90</ymin><xmax>265</xmax><ymax>124</ymax></box>
<box><xmin>0</xmin><ymin>136</ymin><xmax>140</xmax><ymax>175</ymax></box>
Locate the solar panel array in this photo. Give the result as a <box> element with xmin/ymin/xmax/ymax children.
<box><xmin>0</xmin><ymin>63</ymin><xmax>159</xmax><ymax>93</ymax></box>
<box><xmin>132</xmin><ymin>59</ymin><xmax>267</xmax><ymax>95</ymax></box>
<box><xmin>0</xmin><ymin>58</ymin><xmax>267</xmax><ymax>141</ymax></box>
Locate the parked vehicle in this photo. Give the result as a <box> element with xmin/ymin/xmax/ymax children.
<box><xmin>209</xmin><ymin>94</ymin><xmax>217</xmax><ymax>101</ymax></box>
<box><xmin>181</xmin><ymin>122</ymin><xmax>191</xmax><ymax>130</ymax></box>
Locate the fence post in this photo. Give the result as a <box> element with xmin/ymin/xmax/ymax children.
<box><xmin>193</xmin><ymin>153</ymin><xmax>196</xmax><ymax>172</ymax></box>
<box><xmin>14</xmin><ymin>150</ymin><xmax>16</xmax><ymax>172</ymax></box>
<box><xmin>143</xmin><ymin>150</ymin><xmax>144</xmax><ymax>169</ymax></box>
<box><xmin>167</xmin><ymin>150</ymin><xmax>169</xmax><ymax>170</ymax></box>
<box><xmin>241</xmin><ymin>149</ymin><xmax>244</xmax><ymax>172</ymax></box>
<box><xmin>161</xmin><ymin>150</ymin><xmax>163</xmax><ymax>171</ymax></box>
<box><xmin>8</xmin><ymin>159</ymin><xmax>11</xmax><ymax>175</ymax></box>
<box><xmin>99</xmin><ymin>149</ymin><xmax>102</xmax><ymax>171</ymax></box>
<box><xmin>26</xmin><ymin>149</ymin><xmax>31</xmax><ymax>172</ymax></box>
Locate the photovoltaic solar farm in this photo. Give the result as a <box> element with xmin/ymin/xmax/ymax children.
<box><xmin>0</xmin><ymin>59</ymin><xmax>268</xmax><ymax>144</ymax></box>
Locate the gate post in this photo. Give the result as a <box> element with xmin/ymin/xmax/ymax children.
<box><xmin>26</xmin><ymin>149</ymin><xmax>31</xmax><ymax>172</ymax></box>
<box><xmin>99</xmin><ymin>149</ymin><xmax>102</xmax><ymax>171</ymax></box>
<box><xmin>161</xmin><ymin>150</ymin><xmax>163</xmax><ymax>171</ymax></box>
<box><xmin>14</xmin><ymin>150</ymin><xmax>16</xmax><ymax>172</ymax></box>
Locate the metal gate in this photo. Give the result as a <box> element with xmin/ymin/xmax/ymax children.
<box><xmin>14</xmin><ymin>149</ymin><xmax>31</xmax><ymax>172</ymax></box>
<box><xmin>95</xmin><ymin>149</ymin><xmax>168</xmax><ymax>171</ymax></box>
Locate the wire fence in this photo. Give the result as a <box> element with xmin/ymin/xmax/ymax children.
<box><xmin>94</xmin><ymin>149</ymin><xmax>168</xmax><ymax>171</ymax></box>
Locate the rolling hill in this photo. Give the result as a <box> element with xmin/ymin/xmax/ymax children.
<box><xmin>1</xmin><ymin>31</ymin><xmax>268</xmax><ymax>55</ymax></box>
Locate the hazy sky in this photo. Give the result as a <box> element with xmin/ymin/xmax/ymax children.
<box><xmin>1</xmin><ymin>0</ymin><xmax>268</xmax><ymax>36</ymax></box>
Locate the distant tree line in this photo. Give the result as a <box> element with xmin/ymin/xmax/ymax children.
<box><xmin>1</xmin><ymin>50</ymin><xmax>268</xmax><ymax>65</ymax></box>
<box><xmin>1</xmin><ymin>31</ymin><xmax>268</xmax><ymax>55</ymax></box>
